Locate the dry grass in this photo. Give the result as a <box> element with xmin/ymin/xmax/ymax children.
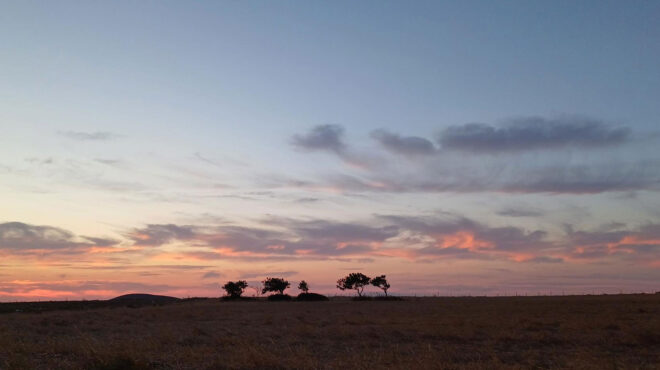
<box><xmin>0</xmin><ymin>294</ymin><xmax>658</xmax><ymax>369</ymax></box>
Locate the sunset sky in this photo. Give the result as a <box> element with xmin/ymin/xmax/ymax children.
<box><xmin>2</xmin><ymin>1</ymin><xmax>659</xmax><ymax>300</ymax></box>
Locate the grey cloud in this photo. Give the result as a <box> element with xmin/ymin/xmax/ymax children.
<box><xmin>379</xmin><ymin>214</ymin><xmax>551</xmax><ymax>253</ymax></box>
<box><xmin>526</xmin><ymin>256</ymin><xmax>564</xmax><ymax>263</ymax></box>
<box><xmin>94</xmin><ymin>158</ymin><xmax>122</xmax><ymax>166</ymax></box>
<box><xmin>295</xmin><ymin>197</ymin><xmax>320</xmax><ymax>203</ymax></box>
<box><xmin>0</xmin><ymin>280</ymin><xmax>176</xmax><ymax>296</ymax></box>
<box><xmin>59</xmin><ymin>131</ymin><xmax>123</xmax><ymax>141</ymax></box>
<box><xmin>25</xmin><ymin>157</ymin><xmax>54</xmax><ymax>165</ymax></box>
<box><xmin>288</xmin><ymin>115</ymin><xmax>657</xmax><ymax>195</ymax></box>
<box><xmin>291</xmin><ymin>124</ymin><xmax>346</xmax><ymax>154</ymax></box>
<box><xmin>567</xmin><ymin>223</ymin><xmax>660</xmax><ymax>259</ymax></box>
<box><xmin>121</xmin><ymin>217</ymin><xmax>660</xmax><ymax>264</ymax></box>
<box><xmin>202</xmin><ymin>271</ymin><xmax>223</xmax><ymax>279</ymax></box>
<box><xmin>128</xmin><ymin>224</ymin><xmax>197</xmax><ymax>246</ymax></box>
<box><xmin>371</xmin><ymin>129</ymin><xmax>436</xmax><ymax>156</ymax></box>
<box><xmin>240</xmin><ymin>271</ymin><xmax>298</xmax><ymax>279</ymax></box>
<box><xmin>317</xmin><ymin>159</ymin><xmax>660</xmax><ymax>194</ymax></box>
<box><xmin>0</xmin><ymin>222</ymin><xmax>118</xmax><ymax>250</ymax></box>
<box><xmin>285</xmin><ymin>219</ymin><xmax>399</xmax><ymax>243</ymax></box>
<box><xmin>438</xmin><ymin>116</ymin><xmax>631</xmax><ymax>153</ymax></box>
<box><xmin>497</xmin><ymin>208</ymin><xmax>544</xmax><ymax>218</ymax></box>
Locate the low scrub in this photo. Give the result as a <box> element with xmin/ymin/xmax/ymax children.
<box><xmin>296</xmin><ymin>293</ymin><xmax>329</xmax><ymax>301</ymax></box>
<box><xmin>351</xmin><ymin>296</ymin><xmax>373</xmax><ymax>301</ymax></box>
<box><xmin>220</xmin><ymin>296</ymin><xmax>257</xmax><ymax>302</ymax></box>
<box><xmin>375</xmin><ymin>296</ymin><xmax>404</xmax><ymax>301</ymax></box>
<box><xmin>267</xmin><ymin>294</ymin><xmax>292</xmax><ymax>301</ymax></box>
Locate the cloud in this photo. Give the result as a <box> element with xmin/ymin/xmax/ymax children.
<box><xmin>437</xmin><ymin>116</ymin><xmax>631</xmax><ymax>153</ymax></box>
<box><xmin>94</xmin><ymin>158</ymin><xmax>122</xmax><ymax>166</ymax></box>
<box><xmin>127</xmin><ymin>224</ymin><xmax>197</xmax><ymax>246</ymax></box>
<box><xmin>297</xmin><ymin>156</ymin><xmax>660</xmax><ymax>194</ymax></box>
<box><xmin>202</xmin><ymin>271</ymin><xmax>223</xmax><ymax>279</ymax></box>
<box><xmin>0</xmin><ymin>280</ymin><xmax>178</xmax><ymax>300</ymax></box>
<box><xmin>288</xmin><ymin>116</ymin><xmax>658</xmax><ymax>194</ymax></box>
<box><xmin>496</xmin><ymin>207</ymin><xmax>544</xmax><ymax>218</ymax></box>
<box><xmin>371</xmin><ymin>129</ymin><xmax>435</xmax><ymax>156</ymax></box>
<box><xmin>378</xmin><ymin>214</ymin><xmax>552</xmax><ymax>256</ymax></box>
<box><xmin>58</xmin><ymin>131</ymin><xmax>123</xmax><ymax>141</ymax></box>
<box><xmin>25</xmin><ymin>157</ymin><xmax>54</xmax><ymax>165</ymax></box>
<box><xmin>284</xmin><ymin>219</ymin><xmax>399</xmax><ymax>243</ymax></box>
<box><xmin>128</xmin><ymin>214</ymin><xmax>561</xmax><ymax>264</ymax></box>
<box><xmin>239</xmin><ymin>270</ymin><xmax>298</xmax><ymax>279</ymax></box>
<box><xmin>290</xmin><ymin>124</ymin><xmax>346</xmax><ymax>154</ymax></box>
<box><xmin>0</xmin><ymin>222</ymin><xmax>118</xmax><ymax>250</ymax></box>
<box><xmin>567</xmin><ymin>223</ymin><xmax>660</xmax><ymax>259</ymax></box>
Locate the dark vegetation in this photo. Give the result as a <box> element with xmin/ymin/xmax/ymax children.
<box><xmin>336</xmin><ymin>272</ymin><xmax>371</xmax><ymax>297</ymax></box>
<box><xmin>266</xmin><ymin>294</ymin><xmax>292</xmax><ymax>301</ymax></box>
<box><xmin>295</xmin><ymin>293</ymin><xmax>329</xmax><ymax>301</ymax></box>
<box><xmin>0</xmin><ymin>294</ymin><xmax>658</xmax><ymax>369</ymax></box>
<box><xmin>261</xmin><ymin>277</ymin><xmax>290</xmax><ymax>295</ymax></box>
<box><xmin>109</xmin><ymin>294</ymin><xmax>180</xmax><ymax>305</ymax></box>
<box><xmin>220</xmin><ymin>272</ymin><xmax>389</xmax><ymax>301</ymax></box>
<box><xmin>370</xmin><ymin>275</ymin><xmax>391</xmax><ymax>296</ymax></box>
<box><xmin>221</xmin><ymin>280</ymin><xmax>248</xmax><ymax>299</ymax></box>
<box><xmin>298</xmin><ymin>280</ymin><xmax>309</xmax><ymax>293</ymax></box>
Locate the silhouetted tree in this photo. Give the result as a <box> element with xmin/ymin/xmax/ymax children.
<box><xmin>222</xmin><ymin>280</ymin><xmax>248</xmax><ymax>298</ymax></box>
<box><xmin>337</xmin><ymin>272</ymin><xmax>371</xmax><ymax>297</ymax></box>
<box><xmin>298</xmin><ymin>280</ymin><xmax>309</xmax><ymax>293</ymax></box>
<box><xmin>371</xmin><ymin>275</ymin><xmax>391</xmax><ymax>297</ymax></box>
<box><xmin>262</xmin><ymin>277</ymin><xmax>290</xmax><ymax>295</ymax></box>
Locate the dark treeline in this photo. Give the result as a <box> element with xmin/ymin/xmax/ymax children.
<box><xmin>221</xmin><ymin>273</ymin><xmax>392</xmax><ymax>301</ymax></box>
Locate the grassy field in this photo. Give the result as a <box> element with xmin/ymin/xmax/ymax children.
<box><xmin>0</xmin><ymin>294</ymin><xmax>658</xmax><ymax>369</ymax></box>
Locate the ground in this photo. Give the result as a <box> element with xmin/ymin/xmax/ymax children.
<box><xmin>0</xmin><ymin>294</ymin><xmax>658</xmax><ymax>369</ymax></box>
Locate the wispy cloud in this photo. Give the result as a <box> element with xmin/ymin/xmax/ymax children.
<box><xmin>58</xmin><ymin>131</ymin><xmax>123</xmax><ymax>141</ymax></box>
<box><xmin>288</xmin><ymin>117</ymin><xmax>659</xmax><ymax>194</ymax></box>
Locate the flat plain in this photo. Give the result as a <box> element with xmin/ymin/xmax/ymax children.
<box><xmin>0</xmin><ymin>294</ymin><xmax>658</xmax><ymax>369</ymax></box>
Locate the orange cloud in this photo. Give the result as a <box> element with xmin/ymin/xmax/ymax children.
<box><xmin>435</xmin><ymin>231</ymin><xmax>493</xmax><ymax>251</ymax></box>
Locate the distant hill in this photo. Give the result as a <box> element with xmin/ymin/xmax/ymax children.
<box><xmin>108</xmin><ymin>293</ymin><xmax>180</xmax><ymax>304</ymax></box>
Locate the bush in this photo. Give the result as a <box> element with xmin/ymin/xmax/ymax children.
<box><xmin>296</xmin><ymin>293</ymin><xmax>329</xmax><ymax>301</ymax></box>
<box><xmin>267</xmin><ymin>294</ymin><xmax>292</xmax><ymax>301</ymax></box>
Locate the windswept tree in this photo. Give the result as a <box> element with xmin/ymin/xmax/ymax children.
<box><xmin>337</xmin><ymin>272</ymin><xmax>371</xmax><ymax>297</ymax></box>
<box><xmin>298</xmin><ymin>280</ymin><xmax>310</xmax><ymax>293</ymax></box>
<box><xmin>222</xmin><ymin>280</ymin><xmax>248</xmax><ymax>298</ymax></box>
<box><xmin>262</xmin><ymin>277</ymin><xmax>290</xmax><ymax>295</ymax></box>
<box><xmin>371</xmin><ymin>275</ymin><xmax>391</xmax><ymax>297</ymax></box>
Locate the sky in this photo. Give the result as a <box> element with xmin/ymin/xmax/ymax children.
<box><xmin>1</xmin><ymin>1</ymin><xmax>659</xmax><ymax>300</ymax></box>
